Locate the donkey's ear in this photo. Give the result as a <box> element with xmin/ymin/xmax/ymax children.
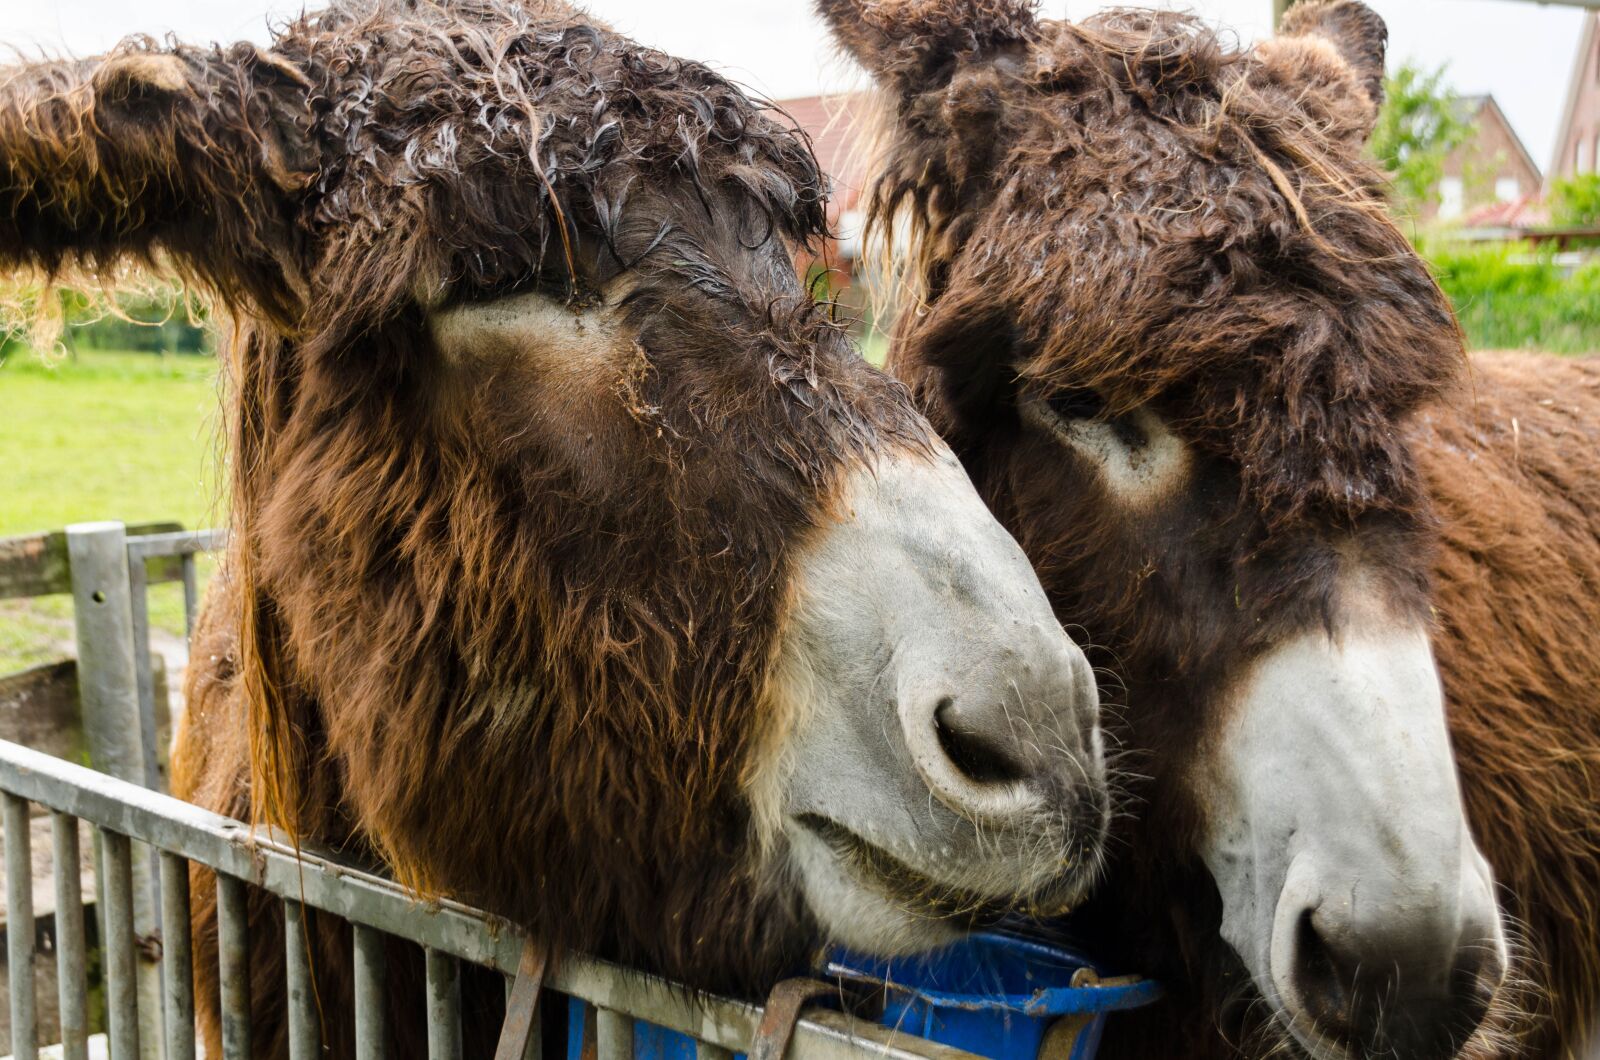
<box><xmin>92</xmin><ymin>52</ymin><xmax>191</xmax><ymax>103</ymax></box>
<box><xmin>1279</xmin><ymin>1</ymin><xmax>1387</xmax><ymax>107</ymax></box>
<box><xmin>1261</xmin><ymin>0</ymin><xmax>1387</xmax><ymax>141</ymax></box>
<box><xmin>90</xmin><ymin>45</ymin><xmax>316</xmax><ymax>192</ymax></box>
<box><xmin>816</xmin><ymin>0</ymin><xmax>1038</xmax><ymax>92</ymax></box>
<box><xmin>1</xmin><ymin>41</ymin><xmax>317</xmax><ymax>320</ymax></box>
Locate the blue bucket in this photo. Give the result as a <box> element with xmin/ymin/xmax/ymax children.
<box><xmin>565</xmin><ymin>1000</ymin><xmax>703</xmax><ymax>1060</ymax></box>
<box><xmin>565</xmin><ymin>933</ymin><xmax>1159</xmax><ymax>1060</ymax></box>
<box><xmin>821</xmin><ymin>932</ymin><xmax>1162</xmax><ymax>1060</ymax></box>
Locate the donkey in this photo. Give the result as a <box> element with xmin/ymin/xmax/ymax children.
<box><xmin>0</xmin><ymin>0</ymin><xmax>1115</xmax><ymax>1054</ymax></box>
<box><xmin>819</xmin><ymin>0</ymin><xmax>1597</xmax><ymax>1057</ymax></box>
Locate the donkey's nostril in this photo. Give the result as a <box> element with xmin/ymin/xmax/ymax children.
<box><xmin>1449</xmin><ymin>950</ymin><xmax>1497</xmax><ymax>1044</ymax></box>
<box><xmin>1292</xmin><ymin>908</ymin><xmax>1355</xmax><ymax>1038</ymax></box>
<box><xmin>896</xmin><ymin>635</ymin><xmax>1098</xmax><ymax>826</ymax></box>
<box><xmin>933</xmin><ymin>696</ymin><xmax>1031</xmax><ymax>786</ymax></box>
<box><xmin>1287</xmin><ymin>901</ymin><xmax>1501</xmax><ymax>1060</ymax></box>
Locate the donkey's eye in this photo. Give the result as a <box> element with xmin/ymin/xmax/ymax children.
<box><xmin>1037</xmin><ymin>387</ymin><xmax>1151</xmax><ymax>451</ymax></box>
<box><xmin>1045</xmin><ymin>387</ymin><xmax>1107</xmax><ymax>422</ymax></box>
<box><xmin>1024</xmin><ymin>391</ymin><xmax>1189</xmax><ymax>507</ymax></box>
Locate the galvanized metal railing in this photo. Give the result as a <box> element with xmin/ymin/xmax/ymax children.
<box><xmin>0</xmin><ymin>738</ymin><xmax>979</xmax><ymax>1060</ymax></box>
<box><xmin>1</xmin><ymin>523</ymin><xmax>975</xmax><ymax>1060</ymax></box>
<box><xmin>0</xmin><ymin>739</ymin><xmax>979</xmax><ymax>1060</ymax></box>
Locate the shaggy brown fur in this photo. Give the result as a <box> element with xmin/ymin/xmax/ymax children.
<box><xmin>825</xmin><ymin>0</ymin><xmax>1599</xmax><ymax>1056</ymax></box>
<box><xmin>1420</xmin><ymin>353</ymin><xmax>1600</xmax><ymax>1059</ymax></box>
<box><xmin>2</xmin><ymin>0</ymin><xmax>940</xmax><ymax>1053</ymax></box>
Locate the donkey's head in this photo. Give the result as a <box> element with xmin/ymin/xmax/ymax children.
<box><xmin>1</xmin><ymin>0</ymin><xmax>1110</xmax><ymax>992</ymax></box>
<box><xmin>825</xmin><ymin>0</ymin><xmax>1506</xmax><ymax>1054</ymax></box>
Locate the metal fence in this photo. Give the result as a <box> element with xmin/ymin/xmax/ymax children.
<box><xmin>0</xmin><ymin>523</ymin><xmax>974</xmax><ymax>1060</ymax></box>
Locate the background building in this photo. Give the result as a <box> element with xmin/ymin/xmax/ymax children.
<box><xmin>1434</xmin><ymin>95</ymin><xmax>1543</xmax><ymax>221</ymax></box>
<box><xmin>1550</xmin><ymin>12</ymin><xmax>1600</xmax><ymax>183</ymax></box>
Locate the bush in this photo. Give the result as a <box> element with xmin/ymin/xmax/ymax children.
<box><xmin>1369</xmin><ymin>62</ymin><xmax>1471</xmax><ymax>215</ymax></box>
<box><xmin>58</xmin><ymin>289</ymin><xmax>210</xmax><ymax>354</ymax></box>
<box><xmin>1549</xmin><ymin>175</ymin><xmax>1600</xmax><ymax>229</ymax></box>
<box><xmin>1423</xmin><ymin>240</ymin><xmax>1600</xmax><ymax>354</ymax></box>
<box><xmin>0</xmin><ymin>282</ymin><xmax>209</xmax><ymax>357</ymax></box>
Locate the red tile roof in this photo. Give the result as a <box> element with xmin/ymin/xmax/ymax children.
<box><xmin>775</xmin><ymin>93</ymin><xmax>870</xmax><ymax>216</ymax></box>
<box><xmin>1463</xmin><ymin>193</ymin><xmax>1550</xmax><ymax>229</ymax></box>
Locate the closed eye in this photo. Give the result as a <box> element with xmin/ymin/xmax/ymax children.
<box><xmin>1045</xmin><ymin>387</ymin><xmax>1107</xmax><ymax>422</ymax></box>
<box><xmin>1038</xmin><ymin>386</ymin><xmax>1147</xmax><ymax>450</ymax></box>
<box><xmin>1023</xmin><ymin>389</ymin><xmax>1189</xmax><ymax>507</ymax></box>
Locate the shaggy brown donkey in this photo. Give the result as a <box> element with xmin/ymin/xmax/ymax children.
<box><xmin>0</xmin><ymin>0</ymin><xmax>1115</xmax><ymax>1055</ymax></box>
<box><xmin>821</xmin><ymin>0</ymin><xmax>1599</xmax><ymax>1057</ymax></box>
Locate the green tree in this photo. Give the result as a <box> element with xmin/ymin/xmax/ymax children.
<box><xmin>1369</xmin><ymin>62</ymin><xmax>1472</xmax><ymax>215</ymax></box>
<box><xmin>1549</xmin><ymin>174</ymin><xmax>1600</xmax><ymax>228</ymax></box>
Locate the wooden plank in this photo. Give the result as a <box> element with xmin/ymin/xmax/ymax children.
<box><xmin>0</xmin><ymin>658</ymin><xmax>173</xmax><ymax>798</ymax></box>
<box><xmin>0</xmin><ymin>523</ymin><xmax>184</xmax><ymax>601</ymax></box>
<box><xmin>0</xmin><ymin>662</ymin><xmax>85</xmax><ymax>764</ymax></box>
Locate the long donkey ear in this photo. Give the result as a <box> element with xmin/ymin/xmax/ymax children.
<box><xmin>1261</xmin><ymin>0</ymin><xmax>1387</xmax><ymax>142</ymax></box>
<box><xmin>0</xmin><ymin>40</ymin><xmax>316</xmax><ymax>322</ymax></box>
<box><xmin>815</xmin><ymin>0</ymin><xmax>1038</xmax><ymax>93</ymax></box>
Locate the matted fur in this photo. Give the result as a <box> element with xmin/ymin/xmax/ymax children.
<box><xmin>2</xmin><ymin>0</ymin><xmax>942</xmax><ymax>1053</ymax></box>
<box><xmin>828</xmin><ymin>0</ymin><xmax>1595</xmax><ymax>1056</ymax></box>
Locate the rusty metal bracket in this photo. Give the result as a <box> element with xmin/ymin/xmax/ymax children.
<box><xmin>750</xmin><ymin>978</ymin><xmax>837</xmax><ymax>1060</ymax></box>
<box><xmin>494</xmin><ymin>938</ymin><xmax>549</xmax><ymax>1060</ymax></box>
<box><xmin>1038</xmin><ymin>1014</ymin><xmax>1094</xmax><ymax>1060</ymax></box>
<box><xmin>1069</xmin><ymin>967</ymin><xmax>1143</xmax><ymax>990</ymax></box>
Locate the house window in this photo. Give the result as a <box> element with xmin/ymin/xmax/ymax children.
<box><xmin>1439</xmin><ymin>177</ymin><xmax>1465</xmax><ymax>220</ymax></box>
<box><xmin>836</xmin><ymin>209</ymin><xmax>865</xmax><ymax>261</ymax></box>
<box><xmin>1581</xmin><ymin>136</ymin><xmax>1595</xmax><ymax>177</ymax></box>
<box><xmin>1495</xmin><ymin>177</ymin><xmax>1521</xmax><ymax>202</ymax></box>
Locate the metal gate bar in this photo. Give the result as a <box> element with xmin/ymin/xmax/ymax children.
<box><xmin>4</xmin><ymin>792</ymin><xmax>34</xmax><ymax>1060</ymax></box>
<box><xmin>596</xmin><ymin>1009</ymin><xmax>632</xmax><ymax>1060</ymax></box>
<box><xmin>218</xmin><ymin>873</ymin><xmax>251</xmax><ymax>1060</ymax></box>
<box><xmin>52</xmin><ymin>813</ymin><xmax>88</xmax><ymax>1060</ymax></box>
<box><xmin>102</xmin><ymin>830</ymin><xmax>139</xmax><ymax>1060</ymax></box>
<box><xmin>354</xmin><ymin>924</ymin><xmax>386</xmax><ymax>1060</ymax></box>
<box><xmin>159</xmin><ymin>852</ymin><xmax>194</xmax><ymax>1060</ymax></box>
<box><xmin>425</xmin><ymin>948</ymin><xmax>462</xmax><ymax>1060</ymax></box>
<box><xmin>284</xmin><ymin>899</ymin><xmax>318</xmax><ymax>1060</ymax></box>
<box><xmin>68</xmin><ymin>522</ymin><xmax>168</xmax><ymax>1060</ymax></box>
<box><xmin>123</xmin><ymin>530</ymin><xmax>225</xmax><ymax>649</ymax></box>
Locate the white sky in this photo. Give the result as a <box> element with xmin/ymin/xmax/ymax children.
<box><xmin>1</xmin><ymin>0</ymin><xmax>1585</xmax><ymax>174</ymax></box>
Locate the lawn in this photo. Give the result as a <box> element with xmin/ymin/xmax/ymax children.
<box><xmin>0</xmin><ymin>348</ymin><xmax>221</xmax><ymax>673</ymax></box>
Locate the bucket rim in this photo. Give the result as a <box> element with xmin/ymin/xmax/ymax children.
<box><xmin>822</xmin><ymin>932</ymin><xmax>1164</xmax><ymax>1017</ymax></box>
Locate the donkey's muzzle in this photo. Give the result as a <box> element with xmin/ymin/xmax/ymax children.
<box><xmin>768</xmin><ymin>446</ymin><xmax>1109</xmax><ymax>955</ymax></box>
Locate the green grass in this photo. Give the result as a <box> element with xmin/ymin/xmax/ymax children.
<box><xmin>0</xmin><ymin>348</ymin><xmax>220</xmax><ymax>672</ymax></box>
<box><xmin>0</xmin><ymin>347</ymin><xmax>222</xmax><ymax>533</ymax></box>
<box><xmin>1422</xmin><ymin>240</ymin><xmax>1600</xmax><ymax>355</ymax></box>
<box><xmin>861</xmin><ymin>329</ymin><xmax>890</xmax><ymax>368</ymax></box>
